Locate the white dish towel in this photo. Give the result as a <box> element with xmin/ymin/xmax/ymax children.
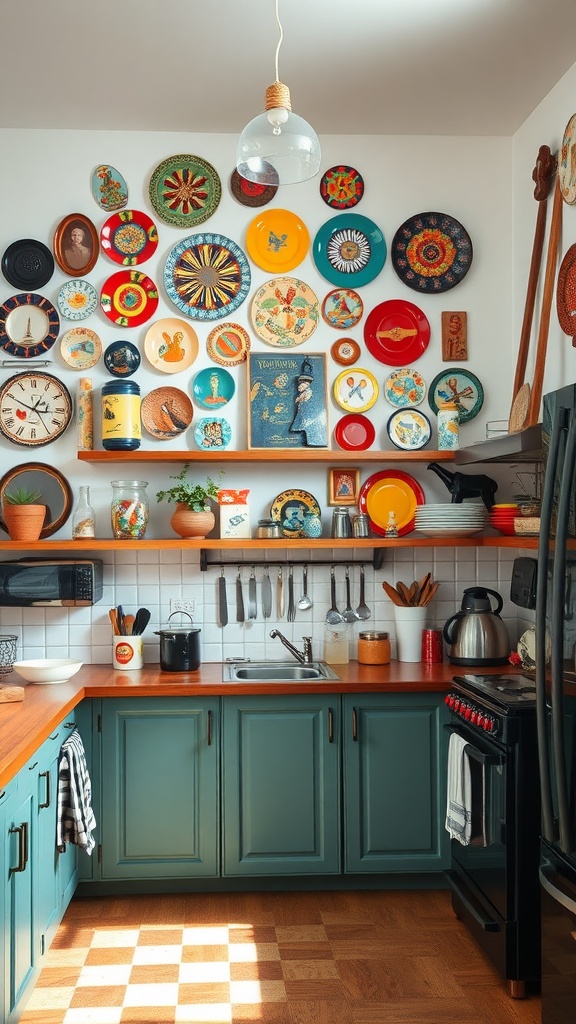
<box><xmin>445</xmin><ymin>732</ymin><xmax>472</xmax><ymax>845</ymax></box>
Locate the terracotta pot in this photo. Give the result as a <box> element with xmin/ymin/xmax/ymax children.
<box><xmin>170</xmin><ymin>504</ymin><xmax>215</xmax><ymax>539</ymax></box>
<box><xmin>3</xmin><ymin>504</ymin><xmax>47</xmax><ymax>542</ymax></box>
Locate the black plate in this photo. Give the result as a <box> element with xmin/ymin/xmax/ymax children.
<box><xmin>104</xmin><ymin>339</ymin><xmax>141</xmax><ymax>378</ymax></box>
<box><xmin>2</xmin><ymin>238</ymin><xmax>54</xmax><ymax>290</ymax></box>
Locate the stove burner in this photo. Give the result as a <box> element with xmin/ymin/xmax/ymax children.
<box><xmin>495</xmin><ymin>685</ymin><xmax>535</xmax><ymax>697</ymax></box>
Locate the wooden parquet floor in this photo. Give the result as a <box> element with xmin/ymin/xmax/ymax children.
<box><xmin>20</xmin><ymin>889</ymin><xmax>541</xmax><ymax>1024</ymax></box>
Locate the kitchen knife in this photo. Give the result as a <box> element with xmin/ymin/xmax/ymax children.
<box><xmin>236</xmin><ymin>570</ymin><xmax>245</xmax><ymax>623</ymax></box>
<box><xmin>248</xmin><ymin>568</ymin><xmax>257</xmax><ymax>619</ymax></box>
<box><xmin>287</xmin><ymin>566</ymin><xmax>295</xmax><ymax>621</ymax></box>
<box><xmin>218</xmin><ymin>570</ymin><xmax>228</xmax><ymax>627</ymax></box>
<box><xmin>277</xmin><ymin>567</ymin><xmax>284</xmax><ymax>619</ymax></box>
<box><xmin>262</xmin><ymin>567</ymin><xmax>272</xmax><ymax>619</ymax></box>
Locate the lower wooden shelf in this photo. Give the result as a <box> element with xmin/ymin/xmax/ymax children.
<box><xmin>0</xmin><ymin>536</ymin><xmax>538</xmax><ymax>552</ymax></box>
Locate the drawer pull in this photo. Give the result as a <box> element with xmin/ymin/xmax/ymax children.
<box><xmin>352</xmin><ymin>707</ymin><xmax>358</xmax><ymax>741</ymax></box>
<box><xmin>9</xmin><ymin>821</ymin><xmax>28</xmax><ymax>874</ymax></box>
<box><xmin>39</xmin><ymin>770</ymin><xmax>51</xmax><ymax>809</ymax></box>
<box><xmin>207</xmin><ymin>709</ymin><xmax>213</xmax><ymax>747</ymax></box>
<box><xmin>328</xmin><ymin>708</ymin><xmax>334</xmax><ymax>743</ymax></box>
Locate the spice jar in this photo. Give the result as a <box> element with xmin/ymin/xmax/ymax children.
<box><xmin>358</xmin><ymin>631</ymin><xmax>391</xmax><ymax>665</ymax></box>
<box><xmin>110</xmin><ymin>480</ymin><xmax>149</xmax><ymax>540</ymax></box>
<box><xmin>101</xmin><ymin>379</ymin><xmax>141</xmax><ymax>451</ymax></box>
<box><xmin>256</xmin><ymin>519</ymin><xmax>282</xmax><ymax>539</ymax></box>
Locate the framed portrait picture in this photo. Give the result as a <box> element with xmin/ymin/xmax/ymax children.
<box><xmin>328</xmin><ymin>467</ymin><xmax>360</xmax><ymax>506</ymax></box>
<box><xmin>53</xmin><ymin>213</ymin><xmax>99</xmax><ymax>276</ymax></box>
<box><xmin>248</xmin><ymin>351</ymin><xmax>329</xmax><ymax>449</ymax></box>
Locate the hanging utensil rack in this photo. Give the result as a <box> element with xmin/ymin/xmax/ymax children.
<box><xmin>199</xmin><ymin>550</ymin><xmax>385</xmax><ymax>571</ymax></box>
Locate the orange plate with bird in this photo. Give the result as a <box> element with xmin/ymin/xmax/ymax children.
<box><xmin>245</xmin><ymin>209</ymin><xmax>310</xmax><ymax>273</ymax></box>
<box><xmin>144</xmin><ymin>317</ymin><xmax>199</xmax><ymax>374</ymax></box>
<box><xmin>250</xmin><ymin>276</ymin><xmax>319</xmax><ymax>347</ymax></box>
<box><xmin>141</xmin><ymin>387</ymin><xmax>193</xmax><ymax>440</ymax></box>
<box><xmin>428</xmin><ymin>368</ymin><xmax>484</xmax><ymax>424</ymax></box>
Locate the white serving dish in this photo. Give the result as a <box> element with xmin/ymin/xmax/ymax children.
<box><xmin>13</xmin><ymin>658</ymin><xmax>83</xmax><ymax>685</ymax></box>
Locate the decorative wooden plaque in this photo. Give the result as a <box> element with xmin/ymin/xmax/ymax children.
<box><xmin>441</xmin><ymin>311</ymin><xmax>468</xmax><ymax>361</ymax></box>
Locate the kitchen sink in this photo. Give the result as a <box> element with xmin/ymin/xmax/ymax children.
<box><xmin>223</xmin><ymin>661</ymin><xmax>340</xmax><ymax>682</ymax></box>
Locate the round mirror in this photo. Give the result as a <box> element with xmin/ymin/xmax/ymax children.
<box><xmin>0</xmin><ymin>463</ymin><xmax>73</xmax><ymax>538</ymax></box>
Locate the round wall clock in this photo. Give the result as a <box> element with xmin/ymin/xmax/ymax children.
<box><xmin>0</xmin><ymin>372</ymin><xmax>73</xmax><ymax>447</ymax></box>
<box><xmin>0</xmin><ymin>293</ymin><xmax>60</xmax><ymax>358</ymax></box>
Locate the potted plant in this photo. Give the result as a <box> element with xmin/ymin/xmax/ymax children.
<box><xmin>156</xmin><ymin>465</ymin><xmax>223</xmax><ymax>539</ymax></box>
<box><xmin>2</xmin><ymin>485</ymin><xmax>47</xmax><ymax>542</ymax></box>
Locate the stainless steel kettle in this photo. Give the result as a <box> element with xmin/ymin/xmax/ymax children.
<box><xmin>443</xmin><ymin>586</ymin><xmax>510</xmax><ymax>665</ymax></box>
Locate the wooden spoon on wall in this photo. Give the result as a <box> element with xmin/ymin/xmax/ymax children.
<box><xmin>527</xmin><ymin>169</ymin><xmax>563</xmax><ymax>427</ymax></box>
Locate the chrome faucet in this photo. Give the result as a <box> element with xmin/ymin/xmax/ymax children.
<box><xmin>269</xmin><ymin>630</ymin><xmax>313</xmax><ymax>664</ymax></box>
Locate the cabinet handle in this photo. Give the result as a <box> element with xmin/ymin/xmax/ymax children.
<box><xmin>328</xmin><ymin>708</ymin><xmax>334</xmax><ymax>743</ymax></box>
<box><xmin>49</xmin><ymin>732</ymin><xmax>59</xmax><ymax>741</ymax></box>
<box><xmin>28</xmin><ymin>761</ymin><xmax>38</xmax><ymax>771</ymax></box>
<box><xmin>9</xmin><ymin>821</ymin><xmax>28</xmax><ymax>875</ymax></box>
<box><xmin>64</xmin><ymin>721</ymin><xmax>75</xmax><ymax>729</ymax></box>
<box><xmin>352</xmin><ymin>707</ymin><xmax>358</xmax><ymax>741</ymax></box>
<box><xmin>207</xmin><ymin>709</ymin><xmax>213</xmax><ymax>747</ymax></box>
<box><xmin>39</xmin><ymin>770</ymin><xmax>50</xmax><ymax>809</ymax></box>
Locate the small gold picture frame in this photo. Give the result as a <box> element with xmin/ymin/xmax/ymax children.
<box><xmin>328</xmin><ymin>467</ymin><xmax>359</xmax><ymax>506</ymax></box>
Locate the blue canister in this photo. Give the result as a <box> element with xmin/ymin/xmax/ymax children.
<box><xmin>101</xmin><ymin>380</ymin><xmax>141</xmax><ymax>451</ymax></box>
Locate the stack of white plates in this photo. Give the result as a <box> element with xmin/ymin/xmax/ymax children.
<box><xmin>413</xmin><ymin>503</ymin><xmax>486</xmax><ymax>538</ymax></box>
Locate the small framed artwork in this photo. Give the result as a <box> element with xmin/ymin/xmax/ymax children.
<box><xmin>328</xmin><ymin>467</ymin><xmax>360</xmax><ymax>506</ymax></box>
<box><xmin>248</xmin><ymin>351</ymin><xmax>329</xmax><ymax>449</ymax></box>
<box><xmin>53</xmin><ymin>213</ymin><xmax>99</xmax><ymax>276</ymax></box>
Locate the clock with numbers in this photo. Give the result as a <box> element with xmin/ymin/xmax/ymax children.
<box><xmin>0</xmin><ymin>372</ymin><xmax>73</xmax><ymax>447</ymax></box>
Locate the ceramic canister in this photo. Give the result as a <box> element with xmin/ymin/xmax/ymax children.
<box><xmin>437</xmin><ymin>400</ymin><xmax>460</xmax><ymax>450</ymax></box>
<box><xmin>101</xmin><ymin>379</ymin><xmax>141</xmax><ymax>451</ymax></box>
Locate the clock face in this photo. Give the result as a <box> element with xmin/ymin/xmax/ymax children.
<box><xmin>0</xmin><ymin>372</ymin><xmax>73</xmax><ymax>447</ymax></box>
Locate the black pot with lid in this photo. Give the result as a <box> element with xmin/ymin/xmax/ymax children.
<box><xmin>154</xmin><ymin>610</ymin><xmax>201</xmax><ymax>672</ymax></box>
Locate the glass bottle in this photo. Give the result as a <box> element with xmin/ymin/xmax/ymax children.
<box><xmin>72</xmin><ymin>485</ymin><xmax>96</xmax><ymax>539</ymax></box>
<box><xmin>110</xmin><ymin>480</ymin><xmax>149</xmax><ymax>540</ymax></box>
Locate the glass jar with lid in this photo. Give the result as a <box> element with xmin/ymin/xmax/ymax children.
<box><xmin>110</xmin><ymin>480</ymin><xmax>149</xmax><ymax>540</ymax></box>
<box><xmin>357</xmin><ymin>631</ymin><xmax>391</xmax><ymax>665</ymax></box>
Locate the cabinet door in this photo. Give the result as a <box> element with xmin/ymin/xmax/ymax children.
<box><xmin>222</xmin><ymin>695</ymin><xmax>340</xmax><ymax>876</ymax></box>
<box><xmin>101</xmin><ymin>697</ymin><xmax>219</xmax><ymax>879</ymax></box>
<box><xmin>0</xmin><ymin>781</ymin><xmax>14</xmax><ymax>1024</ymax></box>
<box><xmin>343</xmin><ymin>693</ymin><xmax>450</xmax><ymax>873</ymax></box>
<box><xmin>6</xmin><ymin>772</ymin><xmax>35</xmax><ymax>1020</ymax></box>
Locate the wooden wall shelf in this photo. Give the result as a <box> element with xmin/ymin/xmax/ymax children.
<box><xmin>77</xmin><ymin>449</ymin><xmax>456</xmax><ymax>464</ymax></box>
<box><xmin>0</xmin><ymin>536</ymin><xmax>538</xmax><ymax>553</ymax></box>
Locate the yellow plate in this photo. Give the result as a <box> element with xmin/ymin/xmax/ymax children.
<box><xmin>358</xmin><ymin>470</ymin><xmax>424</xmax><ymax>537</ymax></box>
<box><xmin>333</xmin><ymin>368</ymin><xmax>379</xmax><ymax>412</ymax></box>
<box><xmin>245</xmin><ymin>209</ymin><xmax>310</xmax><ymax>273</ymax></box>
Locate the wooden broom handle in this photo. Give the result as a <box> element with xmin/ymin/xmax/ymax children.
<box><xmin>527</xmin><ymin>172</ymin><xmax>562</xmax><ymax>426</ymax></box>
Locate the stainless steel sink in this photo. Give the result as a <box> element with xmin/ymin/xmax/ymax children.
<box><xmin>223</xmin><ymin>661</ymin><xmax>340</xmax><ymax>682</ymax></box>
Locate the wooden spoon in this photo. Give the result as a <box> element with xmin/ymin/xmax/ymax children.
<box><xmin>124</xmin><ymin>614</ymin><xmax>135</xmax><ymax>635</ymax></box>
<box><xmin>396</xmin><ymin>581</ymin><xmax>412</xmax><ymax>605</ymax></box>
<box><xmin>382</xmin><ymin>581</ymin><xmax>405</xmax><ymax>607</ymax></box>
<box><xmin>109</xmin><ymin>608</ymin><xmax>119</xmax><ymax>634</ymax></box>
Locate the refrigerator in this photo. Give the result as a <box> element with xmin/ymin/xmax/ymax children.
<box><xmin>537</xmin><ymin>384</ymin><xmax>576</xmax><ymax>1022</ymax></box>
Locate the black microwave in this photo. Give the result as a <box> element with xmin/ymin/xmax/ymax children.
<box><xmin>0</xmin><ymin>558</ymin><xmax>103</xmax><ymax>606</ymax></box>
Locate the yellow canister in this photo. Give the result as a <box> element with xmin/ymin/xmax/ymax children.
<box><xmin>358</xmin><ymin>631</ymin><xmax>391</xmax><ymax>665</ymax></box>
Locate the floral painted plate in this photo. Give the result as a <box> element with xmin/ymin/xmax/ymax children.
<box><xmin>194</xmin><ymin>416</ymin><xmax>232</xmax><ymax>450</ymax></box>
<box><xmin>386</xmin><ymin>408</ymin><xmax>431</xmax><ymax>450</ymax></box>
<box><xmin>246</xmin><ymin>209</ymin><xmax>310</xmax><ymax>273</ymax></box>
<box><xmin>313</xmin><ymin>214</ymin><xmax>386</xmax><ymax>287</ymax></box>
<box><xmin>383</xmin><ymin>368</ymin><xmax>426</xmax><ymax>408</ymax></box>
<box><xmin>250</xmin><ymin>277</ymin><xmax>319</xmax><ymax>346</ymax></box>
<box><xmin>206</xmin><ymin>322</ymin><xmax>250</xmax><ymax>366</ymax></box>
<box><xmin>192</xmin><ymin>366</ymin><xmax>235</xmax><ymax>409</ymax></box>
<box><xmin>149</xmin><ymin>154</ymin><xmax>221</xmax><ymax>227</ymax></box>
<box><xmin>230</xmin><ymin>168</ymin><xmax>278</xmax><ymax>207</ymax></box>
<box><xmin>333</xmin><ymin>368</ymin><xmax>379</xmax><ymax>413</ymax></box>
<box><xmin>104</xmin><ymin>340</ymin><xmax>141</xmax><ymax>378</ymax></box>
<box><xmin>391</xmin><ymin>211</ymin><xmax>473</xmax><ymax>293</ymax></box>
<box><xmin>364</xmin><ymin>299</ymin><xmax>430</xmax><ymax>365</ymax></box>
<box><xmin>428</xmin><ymin>367</ymin><xmax>484</xmax><ymax>423</ymax></box>
<box><xmin>141</xmin><ymin>386</ymin><xmax>193</xmax><ymax>440</ymax></box>
<box><xmin>60</xmin><ymin>327</ymin><xmax>102</xmax><ymax>370</ymax></box>
<box><xmin>330</xmin><ymin>338</ymin><xmax>361</xmax><ymax>366</ymax></box>
<box><xmin>270</xmin><ymin>488</ymin><xmax>321</xmax><ymax>538</ymax></box>
<box><xmin>100</xmin><ymin>270</ymin><xmax>159</xmax><ymax>327</ymax></box>
<box><xmin>100</xmin><ymin>209</ymin><xmax>158</xmax><ymax>266</ymax></box>
<box><xmin>57</xmin><ymin>279</ymin><xmax>98</xmax><ymax>321</ymax></box>
<box><xmin>319</xmin><ymin>165</ymin><xmax>364</xmax><ymax>209</ymax></box>
<box><xmin>321</xmin><ymin>288</ymin><xmax>364</xmax><ymax>330</ymax></box>
<box><xmin>164</xmin><ymin>233</ymin><xmax>251</xmax><ymax>321</ymax></box>
<box><xmin>91</xmin><ymin>164</ymin><xmax>128</xmax><ymax>211</ymax></box>
<box><xmin>334</xmin><ymin>413</ymin><xmax>375</xmax><ymax>451</ymax></box>
<box><xmin>144</xmin><ymin>317</ymin><xmax>199</xmax><ymax>374</ymax></box>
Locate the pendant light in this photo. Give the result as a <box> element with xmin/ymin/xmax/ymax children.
<box><xmin>236</xmin><ymin>0</ymin><xmax>321</xmax><ymax>186</ymax></box>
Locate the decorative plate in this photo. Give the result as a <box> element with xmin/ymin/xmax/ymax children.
<box><xmin>386</xmin><ymin>408</ymin><xmax>431</xmax><ymax>450</ymax></box>
<box><xmin>270</xmin><ymin>488</ymin><xmax>321</xmax><ymax>538</ymax></box>
<box><xmin>391</xmin><ymin>211</ymin><xmax>473</xmax><ymax>293</ymax></box>
<box><xmin>230</xmin><ymin>168</ymin><xmax>278</xmax><ymax>207</ymax></box>
<box><xmin>331</xmin><ymin>338</ymin><xmax>361</xmax><ymax>366</ymax></box>
<box><xmin>312</xmin><ymin>214</ymin><xmax>386</xmax><ymax>287</ymax></box>
<box><xmin>149</xmin><ymin>154</ymin><xmax>222</xmax><ymax>228</ymax></box>
<box><xmin>206</xmin><ymin>322</ymin><xmax>250</xmax><ymax>366</ymax></box>
<box><xmin>144</xmin><ymin>317</ymin><xmax>199</xmax><ymax>374</ymax></box>
<box><xmin>53</xmin><ymin>213</ymin><xmax>99</xmax><ymax>276</ymax></box>
<box><xmin>245</xmin><ymin>208</ymin><xmax>310</xmax><ymax>273</ymax></box>
<box><xmin>250</xmin><ymin>277</ymin><xmax>319</xmax><ymax>346</ymax></box>
<box><xmin>100</xmin><ymin>270</ymin><xmax>159</xmax><ymax>327</ymax></box>
<box><xmin>164</xmin><ymin>233</ymin><xmax>251</xmax><ymax>321</ymax></box>
<box><xmin>384</xmin><ymin>368</ymin><xmax>426</xmax><ymax>407</ymax></box>
<box><xmin>364</xmin><ymin>299</ymin><xmax>430</xmax><ymax>365</ymax></box>
<box><xmin>91</xmin><ymin>164</ymin><xmax>129</xmax><ymax>211</ymax></box>
<box><xmin>0</xmin><ymin>292</ymin><xmax>60</xmax><ymax>358</ymax></box>
<box><xmin>334</xmin><ymin>413</ymin><xmax>375</xmax><ymax>451</ymax></box>
<box><xmin>192</xmin><ymin>366</ymin><xmax>235</xmax><ymax>409</ymax></box>
<box><xmin>559</xmin><ymin>114</ymin><xmax>576</xmax><ymax>205</ymax></box>
<box><xmin>321</xmin><ymin>288</ymin><xmax>364</xmax><ymax>330</ymax></box>
<box><xmin>100</xmin><ymin>209</ymin><xmax>158</xmax><ymax>265</ymax></box>
<box><xmin>141</xmin><ymin>387</ymin><xmax>193</xmax><ymax>440</ymax></box>
<box><xmin>358</xmin><ymin>469</ymin><xmax>425</xmax><ymax>537</ymax></box>
<box><xmin>57</xmin><ymin>279</ymin><xmax>98</xmax><ymax>321</ymax></box>
<box><xmin>194</xmin><ymin>416</ymin><xmax>232</xmax><ymax>450</ymax></box>
<box><xmin>333</xmin><ymin>367</ymin><xmax>379</xmax><ymax>413</ymax></box>
<box><xmin>60</xmin><ymin>327</ymin><xmax>102</xmax><ymax>370</ymax></box>
<box><xmin>428</xmin><ymin>367</ymin><xmax>484</xmax><ymax>423</ymax></box>
<box><xmin>320</xmin><ymin>165</ymin><xmax>364</xmax><ymax>209</ymax></box>
<box><xmin>104</xmin><ymin>340</ymin><xmax>141</xmax><ymax>378</ymax></box>
<box><xmin>2</xmin><ymin>239</ymin><xmax>54</xmax><ymax>290</ymax></box>
<box><xmin>557</xmin><ymin>242</ymin><xmax>576</xmax><ymax>335</ymax></box>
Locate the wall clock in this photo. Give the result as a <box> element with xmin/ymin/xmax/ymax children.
<box><xmin>0</xmin><ymin>372</ymin><xmax>73</xmax><ymax>447</ymax></box>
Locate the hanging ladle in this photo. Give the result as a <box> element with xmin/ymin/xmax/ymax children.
<box><xmin>297</xmin><ymin>564</ymin><xmax>313</xmax><ymax>611</ymax></box>
<box><xmin>326</xmin><ymin>566</ymin><xmax>343</xmax><ymax>624</ymax></box>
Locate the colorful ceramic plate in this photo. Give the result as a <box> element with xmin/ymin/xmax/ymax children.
<box><xmin>250</xmin><ymin>277</ymin><xmax>319</xmax><ymax>346</ymax></box>
<box><xmin>164</xmin><ymin>233</ymin><xmax>251</xmax><ymax>321</ymax></box>
<box><xmin>391</xmin><ymin>211</ymin><xmax>473</xmax><ymax>293</ymax></box>
<box><xmin>557</xmin><ymin>242</ymin><xmax>576</xmax><ymax>335</ymax></box>
<box><xmin>333</xmin><ymin>368</ymin><xmax>379</xmax><ymax>413</ymax></box>
<box><xmin>321</xmin><ymin>288</ymin><xmax>363</xmax><ymax>330</ymax></box>
<box><xmin>0</xmin><ymin>293</ymin><xmax>60</xmax><ymax>358</ymax></box>
<box><xmin>60</xmin><ymin>327</ymin><xmax>102</xmax><ymax>370</ymax></box>
<box><xmin>2</xmin><ymin>239</ymin><xmax>54</xmax><ymax>290</ymax></box>
<box><xmin>384</xmin><ymin>368</ymin><xmax>426</xmax><ymax>408</ymax></box>
<box><xmin>334</xmin><ymin>413</ymin><xmax>375</xmax><ymax>451</ymax></box>
<box><xmin>192</xmin><ymin>366</ymin><xmax>235</xmax><ymax>409</ymax></box>
<box><xmin>246</xmin><ymin>209</ymin><xmax>310</xmax><ymax>273</ymax></box>
<box><xmin>364</xmin><ymin>299</ymin><xmax>430</xmax><ymax>366</ymax></box>
<box><xmin>230</xmin><ymin>168</ymin><xmax>278</xmax><ymax>207</ymax></box>
<box><xmin>313</xmin><ymin>214</ymin><xmax>386</xmax><ymax>287</ymax></box>
<box><xmin>100</xmin><ymin>209</ymin><xmax>158</xmax><ymax>266</ymax></box>
<box><xmin>100</xmin><ymin>270</ymin><xmax>159</xmax><ymax>327</ymax></box>
<box><xmin>320</xmin><ymin>165</ymin><xmax>364</xmax><ymax>209</ymax></box>
<box><xmin>149</xmin><ymin>154</ymin><xmax>222</xmax><ymax>227</ymax></box>
<box><xmin>428</xmin><ymin>367</ymin><xmax>484</xmax><ymax>423</ymax></box>
<box><xmin>104</xmin><ymin>340</ymin><xmax>141</xmax><ymax>378</ymax></box>
<box><xmin>206</xmin><ymin>322</ymin><xmax>250</xmax><ymax>366</ymax></box>
<box><xmin>144</xmin><ymin>317</ymin><xmax>199</xmax><ymax>374</ymax></box>
<box><xmin>331</xmin><ymin>338</ymin><xmax>361</xmax><ymax>366</ymax></box>
<box><xmin>386</xmin><ymin>408</ymin><xmax>431</xmax><ymax>450</ymax></box>
<box><xmin>194</xmin><ymin>416</ymin><xmax>232</xmax><ymax>450</ymax></box>
<box><xmin>270</xmin><ymin>488</ymin><xmax>321</xmax><ymax>538</ymax></box>
<box><xmin>559</xmin><ymin>114</ymin><xmax>576</xmax><ymax>204</ymax></box>
<box><xmin>91</xmin><ymin>164</ymin><xmax>128</xmax><ymax>210</ymax></box>
<box><xmin>358</xmin><ymin>469</ymin><xmax>425</xmax><ymax>537</ymax></box>
<box><xmin>141</xmin><ymin>386</ymin><xmax>193</xmax><ymax>440</ymax></box>
<box><xmin>57</xmin><ymin>279</ymin><xmax>98</xmax><ymax>321</ymax></box>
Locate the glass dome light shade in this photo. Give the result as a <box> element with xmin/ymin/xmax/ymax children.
<box><xmin>236</xmin><ymin>83</ymin><xmax>321</xmax><ymax>186</ymax></box>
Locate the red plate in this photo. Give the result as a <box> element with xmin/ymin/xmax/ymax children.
<box><xmin>557</xmin><ymin>243</ymin><xmax>576</xmax><ymax>336</ymax></box>
<box><xmin>100</xmin><ymin>209</ymin><xmax>158</xmax><ymax>266</ymax></box>
<box><xmin>358</xmin><ymin>469</ymin><xmax>425</xmax><ymax>536</ymax></box>
<box><xmin>100</xmin><ymin>270</ymin><xmax>159</xmax><ymax>327</ymax></box>
<box><xmin>363</xmin><ymin>299</ymin><xmax>430</xmax><ymax>365</ymax></box>
<box><xmin>334</xmin><ymin>414</ymin><xmax>375</xmax><ymax>451</ymax></box>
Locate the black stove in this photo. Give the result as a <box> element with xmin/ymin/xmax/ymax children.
<box><xmin>445</xmin><ymin>673</ymin><xmax>536</xmax><ymax>745</ymax></box>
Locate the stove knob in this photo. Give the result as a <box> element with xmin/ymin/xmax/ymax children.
<box><xmin>484</xmin><ymin>717</ymin><xmax>495</xmax><ymax>733</ymax></box>
<box><xmin>445</xmin><ymin>694</ymin><xmax>454</xmax><ymax>708</ymax></box>
<box><xmin>477</xmin><ymin>714</ymin><xmax>485</xmax><ymax>728</ymax></box>
<box><xmin>470</xmin><ymin>710</ymin><xmax>479</xmax><ymax>724</ymax></box>
<box><xmin>453</xmin><ymin>698</ymin><xmax>461</xmax><ymax>713</ymax></box>
<box><xmin>464</xmin><ymin>706</ymin><xmax>473</xmax><ymax>720</ymax></box>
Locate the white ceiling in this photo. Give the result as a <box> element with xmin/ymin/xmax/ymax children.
<box><xmin>2</xmin><ymin>0</ymin><xmax>576</xmax><ymax>137</ymax></box>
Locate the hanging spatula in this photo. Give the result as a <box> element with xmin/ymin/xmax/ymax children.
<box><xmin>236</xmin><ymin>568</ymin><xmax>245</xmax><ymax>623</ymax></box>
<box><xmin>262</xmin><ymin>566</ymin><xmax>272</xmax><ymax>619</ymax></box>
<box><xmin>218</xmin><ymin>568</ymin><xmax>228</xmax><ymax>627</ymax></box>
<box><xmin>247</xmin><ymin>567</ymin><xmax>257</xmax><ymax>620</ymax></box>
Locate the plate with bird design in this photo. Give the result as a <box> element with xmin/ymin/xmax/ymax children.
<box><xmin>250</xmin><ymin>276</ymin><xmax>319</xmax><ymax>346</ymax></box>
<box><xmin>144</xmin><ymin>317</ymin><xmax>199</xmax><ymax>374</ymax></box>
<box><xmin>141</xmin><ymin>387</ymin><xmax>193</xmax><ymax>440</ymax></box>
<box><xmin>321</xmin><ymin>288</ymin><xmax>364</xmax><ymax>330</ymax></box>
<box><xmin>245</xmin><ymin>209</ymin><xmax>310</xmax><ymax>273</ymax></box>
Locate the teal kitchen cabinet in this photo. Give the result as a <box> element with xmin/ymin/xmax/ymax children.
<box><xmin>1</xmin><ymin>779</ymin><xmax>15</xmax><ymax>1024</ymax></box>
<box><xmin>222</xmin><ymin>694</ymin><xmax>341</xmax><ymax>876</ymax></box>
<box><xmin>343</xmin><ymin>693</ymin><xmax>450</xmax><ymax>873</ymax></box>
<box><xmin>100</xmin><ymin>697</ymin><xmax>220</xmax><ymax>879</ymax></box>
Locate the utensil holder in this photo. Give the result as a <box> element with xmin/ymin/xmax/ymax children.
<box><xmin>393</xmin><ymin>606</ymin><xmax>428</xmax><ymax>663</ymax></box>
<box><xmin>113</xmin><ymin>634</ymin><xmax>143</xmax><ymax>670</ymax></box>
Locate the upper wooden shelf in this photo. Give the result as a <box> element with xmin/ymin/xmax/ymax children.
<box><xmin>77</xmin><ymin>449</ymin><xmax>456</xmax><ymax>464</ymax></box>
<box><xmin>0</xmin><ymin>536</ymin><xmax>538</xmax><ymax>552</ymax></box>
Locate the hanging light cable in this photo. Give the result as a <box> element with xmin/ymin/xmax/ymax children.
<box><xmin>236</xmin><ymin>0</ymin><xmax>321</xmax><ymax>186</ymax></box>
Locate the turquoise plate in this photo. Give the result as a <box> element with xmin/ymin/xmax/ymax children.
<box><xmin>312</xmin><ymin>214</ymin><xmax>386</xmax><ymax>287</ymax></box>
<box><xmin>192</xmin><ymin>367</ymin><xmax>235</xmax><ymax>409</ymax></box>
<box><xmin>194</xmin><ymin>416</ymin><xmax>232</xmax><ymax>450</ymax></box>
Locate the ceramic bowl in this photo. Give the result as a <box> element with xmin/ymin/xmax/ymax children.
<box><xmin>13</xmin><ymin>658</ymin><xmax>83</xmax><ymax>685</ymax></box>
